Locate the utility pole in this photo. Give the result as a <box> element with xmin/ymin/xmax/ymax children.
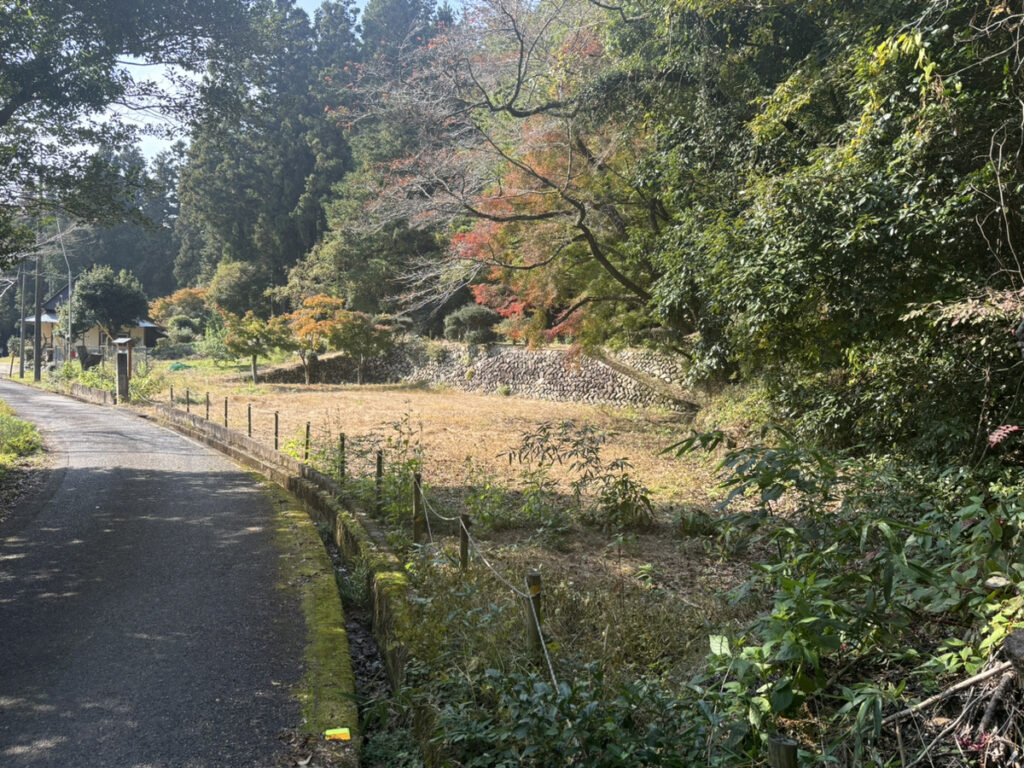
<box><xmin>18</xmin><ymin>263</ymin><xmax>26</xmax><ymax>378</ymax></box>
<box><xmin>33</xmin><ymin>256</ymin><xmax>42</xmax><ymax>382</ymax></box>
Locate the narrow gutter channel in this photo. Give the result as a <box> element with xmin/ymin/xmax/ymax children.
<box><xmin>313</xmin><ymin>522</ymin><xmax>397</xmax><ymax>762</ymax></box>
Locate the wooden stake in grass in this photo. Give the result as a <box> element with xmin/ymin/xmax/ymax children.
<box><xmin>525</xmin><ymin>570</ymin><xmax>542</xmax><ymax>654</ymax></box>
<box><xmin>247</xmin><ymin>403</ymin><xmax>252</xmax><ymax>437</ymax></box>
<box><xmin>274</xmin><ymin>411</ymin><xmax>279</xmax><ymax>451</ymax></box>
<box><xmin>305</xmin><ymin>421</ymin><xmax>311</xmax><ymax>462</ymax></box>
<box><xmin>224</xmin><ymin>397</ymin><xmax>228</xmax><ymax>428</ymax></box>
<box><xmin>412</xmin><ymin>472</ymin><xmax>425</xmax><ymax>543</ymax></box>
<box><xmin>185</xmin><ymin>389</ymin><xmax>190</xmax><ymax>413</ymax></box>
<box><xmin>169</xmin><ymin>385</ymin><xmax>174</xmax><ymax>405</ymax></box>
<box><xmin>375</xmin><ymin>450</ymin><xmax>383</xmax><ymax>514</ymax></box>
<box><xmin>768</xmin><ymin>734</ymin><xmax>798</xmax><ymax>768</ymax></box>
<box><xmin>337</xmin><ymin>433</ymin><xmax>346</xmax><ymax>485</ymax></box>
<box><xmin>205</xmin><ymin>392</ymin><xmax>210</xmax><ymax>420</ymax></box>
<box><xmin>460</xmin><ymin>514</ymin><xmax>470</xmax><ymax>571</ymax></box>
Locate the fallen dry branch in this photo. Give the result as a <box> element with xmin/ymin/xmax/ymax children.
<box><xmin>976</xmin><ymin>671</ymin><xmax>1015</xmax><ymax>737</ymax></box>
<box><xmin>882</xmin><ymin>661</ymin><xmax>1013</xmax><ymax>728</ymax></box>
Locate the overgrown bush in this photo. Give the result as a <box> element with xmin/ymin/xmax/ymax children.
<box><xmin>193</xmin><ymin>322</ymin><xmax>232</xmax><ymax>364</ymax></box>
<box><xmin>670</xmin><ymin>427</ymin><xmax>1024</xmax><ymax>765</ymax></box>
<box><xmin>46</xmin><ymin>359</ymin><xmax>164</xmax><ymax>404</ymax></box>
<box><xmin>166</xmin><ymin>314</ymin><xmax>201</xmax><ymax>343</ymax></box>
<box><xmin>463</xmin><ymin>459</ymin><xmax>570</xmax><ymax>536</ymax></box>
<box><xmin>127</xmin><ymin>362</ymin><xmax>165</xmax><ymax>402</ymax></box>
<box><xmin>152</xmin><ymin>337</ymin><xmax>195</xmax><ymax>358</ymax></box>
<box><xmin>433</xmin><ymin>666</ymin><xmax>706</xmax><ymax>767</ymax></box>
<box><xmin>510</xmin><ymin>420</ymin><xmax>656</xmax><ymax>532</ymax></box>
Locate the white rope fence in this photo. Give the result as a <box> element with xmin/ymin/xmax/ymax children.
<box><xmin>416</xmin><ymin>476</ymin><xmax>559</xmax><ymax>688</ymax></box>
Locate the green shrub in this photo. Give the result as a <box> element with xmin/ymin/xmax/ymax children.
<box><xmin>127</xmin><ymin>363</ymin><xmax>165</xmax><ymax>403</ymax></box>
<box><xmin>194</xmin><ymin>323</ymin><xmax>232</xmax><ymax>364</ymax></box>
<box><xmin>424</xmin><ymin>341</ymin><xmax>448</xmax><ymax>363</ymax></box>
<box><xmin>434</xmin><ymin>666</ymin><xmax>704</xmax><ymax>767</ymax></box>
<box><xmin>584</xmin><ymin>462</ymin><xmax>655</xmax><ymax>531</ymax></box>
<box><xmin>667</xmin><ymin>425</ymin><xmax>1024</xmax><ymax>763</ymax></box>
<box><xmin>443</xmin><ymin>304</ymin><xmax>499</xmax><ymax>344</ymax></box>
<box><xmin>510</xmin><ymin>420</ymin><xmax>656</xmax><ymax>532</ymax></box>
<box><xmin>77</xmin><ymin>364</ymin><xmax>114</xmax><ymax>391</ymax></box>
<box><xmin>0</xmin><ymin>402</ymin><xmax>41</xmax><ymax>457</ymax></box>
<box><xmin>152</xmin><ymin>338</ymin><xmax>195</xmax><ymax>359</ymax></box>
<box><xmin>166</xmin><ymin>314</ymin><xmax>201</xmax><ymax>343</ymax></box>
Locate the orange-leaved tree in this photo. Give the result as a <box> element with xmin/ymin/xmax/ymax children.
<box><xmin>345</xmin><ymin>0</ymin><xmax>663</xmax><ymax>346</ymax></box>
<box><xmin>285</xmin><ymin>294</ymin><xmax>347</xmax><ymax>385</ymax></box>
<box><xmin>149</xmin><ymin>287</ymin><xmax>210</xmax><ymax>327</ymax></box>
<box><xmin>223</xmin><ymin>311</ymin><xmax>295</xmax><ymax>385</ymax></box>
<box><xmin>330</xmin><ymin>311</ymin><xmax>394</xmax><ymax>384</ymax></box>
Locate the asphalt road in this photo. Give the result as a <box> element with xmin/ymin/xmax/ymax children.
<box><xmin>0</xmin><ymin>379</ymin><xmax>305</xmax><ymax>767</ymax></box>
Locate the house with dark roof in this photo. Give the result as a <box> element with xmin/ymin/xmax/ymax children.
<box><xmin>22</xmin><ymin>284</ymin><xmax>163</xmax><ymax>362</ymax></box>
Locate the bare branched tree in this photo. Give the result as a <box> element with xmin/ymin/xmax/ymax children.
<box><xmin>344</xmin><ymin>0</ymin><xmax>665</xmax><ymax>332</ymax></box>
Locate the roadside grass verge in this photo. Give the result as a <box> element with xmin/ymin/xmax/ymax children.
<box><xmin>0</xmin><ymin>399</ymin><xmax>41</xmax><ymax>468</ymax></box>
<box><xmin>0</xmin><ymin>398</ymin><xmax>46</xmax><ymax>526</ymax></box>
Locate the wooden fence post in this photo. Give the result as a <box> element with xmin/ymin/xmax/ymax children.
<box><xmin>224</xmin><ymin>397</ymin><xmax>229</xmax><ymax>428</ymax></box>
<box><xmin>247</xmin><ymin>404</ymin><xmax>252</xmax><ymax>437</ymax></box>
<box><xmin>460</xmin><ymin>514</ymin><xmax>470</xmax><ymax>570</ymax></box>
<box><xmin>338</xmin><ymin>433</ymin><xmax>346</xmax><ymax>484</ymax></box>
<box><xmin>205</xmin><ymin>392</ymin><xmax>210</xmax><ymax>420</ymax></box>
<box><xmin>525</xmin><ymin>570</ymin><xmax>542</xmax><ymax>654</ymax></box>
<box><xmin>375</xmin><ymin>450</ymin><xmax>383</xmax><ymax>514</ymax></box>
<box><xmin>274</xmin><ymin>411</ymin><xmax>279</xmax><ymax>451</ymax></box>
<box><xmin>185</xmin><ymin>389</ymin><xmax>190</xmax><ymax>413</ymax></box>
<box><xmin>768</xmin><ymin>735</ymin><xmax>798</xmax><ymax>768</ymax></box>
<box><xmin>169</xmin><ymin>385</ymin><xmax>174</xmax><ymax>405</ymax></box>
<box><xmin>305</xmin><ymin>421</ymin><xmax>311</xmax><ymax>462</ymax></box>
<box><xmin>412</xmin><ymin>472</ymin><xmax>425</xmax><ymax>543</ymax></box>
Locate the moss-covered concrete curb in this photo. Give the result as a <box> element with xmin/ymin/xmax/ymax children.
<box><xmin>4</xmin><ymin>377</ymin><xmax>366</xmax><ymax>763</ymax></box>
<box><xmin>147</xmin><ymin>405</ymin><xmax>416</xmax><ymax>703</ymax></box>
<box><xmin>263</xmin><ymin>481</ymin><xmax>360</xmax><ymax>766</ymax></box>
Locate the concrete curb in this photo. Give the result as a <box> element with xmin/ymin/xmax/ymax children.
<box><xmin>149</xmin><ymin>404</ymin><xmax>415</xmax><ymax>691</ymax></box>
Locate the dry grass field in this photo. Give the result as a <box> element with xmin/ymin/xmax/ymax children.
<box><xmin>160</xmin><ymin>371</ymin><xmax>712</xmax><ymax>506</ymax></box>
<box><xmin>147</xmin><ymin>362</ymin><xmax>764</xmax><ymax>683</ymax></box>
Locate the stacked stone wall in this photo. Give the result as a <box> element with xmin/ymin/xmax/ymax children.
<box><xmin>262</xmin><ymin>341</ymin><xmax>692</xmax><ymax>410</ymax></box>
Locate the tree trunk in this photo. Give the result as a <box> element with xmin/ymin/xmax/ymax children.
<box><xmin>250</xmin><ymin>354</ymin><xmax>259</xmax><ymax>384</ymax></box>
<box><xmin>357</xmin><ymin>355</ymin><xmax>364</xmax><ymax>385</ymax></box>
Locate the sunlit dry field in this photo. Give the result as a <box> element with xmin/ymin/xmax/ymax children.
<box><xmin>149</xmin><ymin>362</ymin><xmax>760</xmax><ymax>676</ymax></box>
<box><xmin>157</xmin><ymin>369</ymin><xmax>710</xmax><ymax>507</ymax></box>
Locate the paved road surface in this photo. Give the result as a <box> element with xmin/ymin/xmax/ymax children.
<box><xmin>0</xmin><ymin>380</ymin><xmax>305</xmax><ymax>767</ymax></box>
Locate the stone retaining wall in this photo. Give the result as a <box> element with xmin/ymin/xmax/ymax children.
<box><xmin>263</xmin><ymin>341</ymin><xmax>693</xmax><ymax>411</ymax></box>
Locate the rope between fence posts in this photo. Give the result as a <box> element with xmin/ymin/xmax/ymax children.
<box><xmin>527</xmin><ymin>575</ymin><xmax>559</xmax><ymax>689</ymax></box>
<box><xmin>461</xmin><ymin>524</ymin><xmax>529</xmax><ymax>598</ymax></box>
<box><xmin>415</xmin><ymin>479</ymin><xmax>558</xmax><ymax>687</ymax></box>
<box><xmin>417</xmin><ymin>478</ymin><xmax>459</xmax><ymax>522</ymax></box>
<box><xmin>421</xmin><ymin>481</ymin><xmax>435</xmax><ymax>544</ymax></box>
